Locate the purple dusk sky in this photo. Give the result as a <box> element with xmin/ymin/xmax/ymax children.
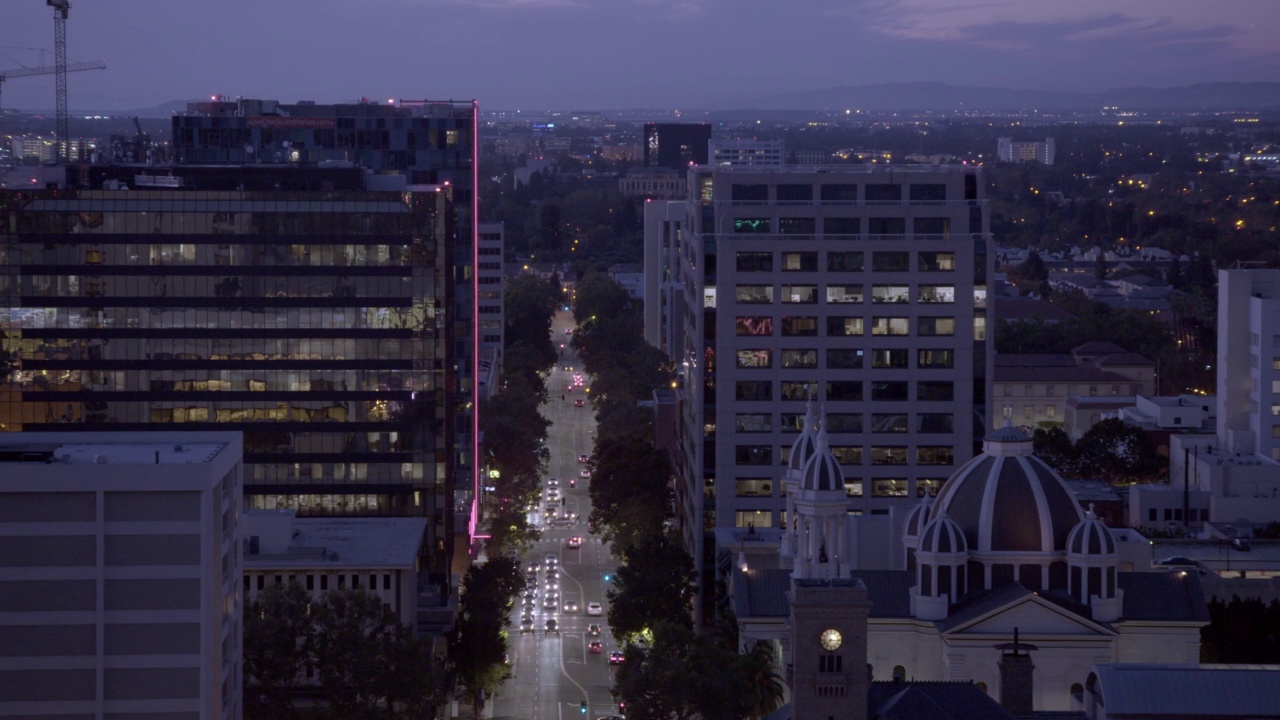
<box><xmin>1</xmin><ymin>0</ymin><xmax>1277</xmax><ymax>111</ymax></box>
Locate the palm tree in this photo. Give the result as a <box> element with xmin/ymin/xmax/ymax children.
<box><xmin>740</xmin><ymin>641</ymin><xmax>787</xmax><ymax>720</ymax></box>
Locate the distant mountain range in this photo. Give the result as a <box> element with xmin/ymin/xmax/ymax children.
<box><xmin>60</xmin><ymin>82</ymin><xmax>1280</xmax><ymax>119</ymax></box>
<box><xmin>712</xmin><ymin>81</ymin><xmax>1280</xmax><ymax>112</ymax></box>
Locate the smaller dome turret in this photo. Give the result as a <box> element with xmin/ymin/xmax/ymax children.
<box><xmin>800</xmin><ymin>425</ymin><xmax>844</xmax><ymax>493</ymax></box>
<box><xmin>1067</xmin><ymin>504</ymin><xmax>1117</xmax><ymax>557</ymax></box>
<box><xmin>919</xmin><ymin>513</ymin><xmax>967</xmax><ymax>557</ymax></box>
<box><xmin>912</xmin><ymin>510</ymin><xmax>969</xmax><ymax>620</ymax></box>
<box><xmin>1066</xmin><ymin>505</ymin><xmax>1123</xmax><ymax>622</ymax></box>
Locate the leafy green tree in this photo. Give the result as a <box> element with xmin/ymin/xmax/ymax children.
<box><xmin>588</xmin><ymin>435</ymin><xmax>673</xmax><ymax>555</ymax></box>
<box><xmin>309</xmin><ymin>589</ymin><xmax>406</xmax><ymax>718</ymax></box>
<box><xmin>1016</xmin><ymin>250</ymin><xmax>1049</xmax><ymax>283</ymax></box>
<box><xmin>449</xmin><ymin>558</ymin><xmax>523</xmax><ymax>717</ymax></box>
<box><xmin>1202</xmin><ymin>597</ymin><xmax>1280</xmax><ymax>663</ymax></box>
<box><xmin>244</xmin><ymin>581</ymin><xmax>312</xmax><ymax>720</ymax></box>
<box><xmin>381</xmin><ymin>627</ymin><xmax>447</xmax><ymax>720</ymax></box>
<box><xmin>1033</xmin><ymin>426</ymin><xmax>1078</xmax><ymax>476</ymax></box>
<box><xmin>607</xmin><ymin>533</ymin><xmax>696</xmax><ymax>641</ymax></box>
<box><xmin>1165</xmin><ymin>255</ymin><xmax>1184</xmax><ymax>289</ymax></box>
<box><xmin>1074</xmin><ymin>418</ymin><xmax>1163</xmax><ymax>483</ymax></box>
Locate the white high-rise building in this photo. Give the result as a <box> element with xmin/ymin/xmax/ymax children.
<box><xmin>658</xmin><ymin>164</ymin><xmax>993</xmax><ymax>591</ymax></box>
<box><xmin>710</xmin><ymin>138</ymin><xmax>786</xmax><ymax>167</ymax></box>
<box><xmin>0</xmin><ymin>431</ymin><xmax>243</xmax><ymax>720</ymax></box>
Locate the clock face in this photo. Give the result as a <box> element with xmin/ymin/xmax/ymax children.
<box><xmin>820</xmin><ymin>628</ymin><xmax>842</xmax><ymax>651</ymax></box>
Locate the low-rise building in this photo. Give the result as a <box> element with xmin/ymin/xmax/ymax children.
<box><xmin>243</xmin><ymin>510</ymin><xmax>428</xmax><ymax>629</ymax></box>
<box><xmin>994</xmin><ymin>343</ymin><xmax>1156</xmax><ymax>430</ymax></box>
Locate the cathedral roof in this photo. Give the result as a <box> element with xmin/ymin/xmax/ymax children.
<box><xmin>931</xmin><ymin>423</ymin><xmax>1084</xmax><ymax>554</ymax></box>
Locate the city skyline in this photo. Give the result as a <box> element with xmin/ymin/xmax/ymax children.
<box><xmin>1</xmin><ymin>0</ymin><xmax>1277</xmax><ymax>112</ymax></box>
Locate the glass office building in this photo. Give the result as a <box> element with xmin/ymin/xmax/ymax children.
<box><xmin>0</xmin><ymin>164</ymin><xmax>467</xmax><ymax>578</ymax></box>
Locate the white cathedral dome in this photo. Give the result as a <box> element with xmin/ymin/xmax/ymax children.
<box><xmin>930</xmin><ymin>421</ymin><xmax>1084</xmax><ymax>556</ymax></box>
<box><xmin>799</xmin><ymin>427</ymin><xmax>844</xmax><ymax>493</ymax></box>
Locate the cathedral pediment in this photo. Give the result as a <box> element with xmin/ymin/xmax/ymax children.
<box><xmin>938</xmin><ymin>584</ymin><xmax>1117</xmax><ymax>638</ymax></box>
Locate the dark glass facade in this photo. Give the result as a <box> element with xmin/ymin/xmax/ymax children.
<box><xmin>643</xmin><ymin>123</ymin><xmax>711</xmax><ymax>170</ymax></box>
<box><xmin>0</xmin><ymin>168</ymin><xmax>463</xmax><ymax>577</ymax></box>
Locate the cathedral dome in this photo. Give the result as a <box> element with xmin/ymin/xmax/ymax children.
<box><xmin>931</xmin><ymin>420</ymin><xmax>1084</xmax><ymax>555</ymax></box>
<box><xmin>800</xmin><ymin>427</ymin><xmax>844</xmax><ymax>493</ymax></box>
<box><xmin>788</xmin><ymin>398</ymin><xmax>819</xmax><ymax>473</ymax></box>
<box><xmin>1067</xmin><ymin>505</ymin><xmax>1116</xmax><ymax>557</ymax></box>
<box><xmin>918</xmin><ymin>512</ymin><xmax>967</xmax><ymax>557</ymax></box>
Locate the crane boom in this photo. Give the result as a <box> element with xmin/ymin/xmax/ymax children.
<box><xmin>0</xmin><ymin>60</ymin><xmax>104</xmax><ymax>150</ymax></box>
<box><xmin>0</xmin><ymin>60</ymin><xmax>105</xmax><ymax>81</ymax></box>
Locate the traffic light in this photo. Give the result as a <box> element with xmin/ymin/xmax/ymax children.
<box><xmin>579</xmin><ymin>700</ymin><xmax>588</xmax><ymax>714</ymax></box>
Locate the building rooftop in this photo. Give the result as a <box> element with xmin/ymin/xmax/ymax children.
<box><xmin>0</xmin><ymin>440</ymin><xmax>227</xmax><ymax>466</ymax></box>
<box><xmin>1088</xmin><ymin>663</ymin><xmax>1280</xmax><ymax>718</ymax></box>
<box><xmin>243</xmin><ymin>512</ymin><xmax>427</xmax><ymax>569</ymax></box>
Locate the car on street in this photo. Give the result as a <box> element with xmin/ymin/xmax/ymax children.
<box><xmin>609</xmin><ymin>651</ymin><xmax>625</xmax><ymax>665</ymax></box>
<box><xmin>574</xmin><ymin>399</ymin><xmax>585</xmax><ymax>407</ymax></box>
<box><xmin>564</xmin><ymin>600</ymin><xmax>580</xmax><ymax>613</ymax></box>
<box><xmin>588</xmin><ymin>640</ymin><xmax>604</xmax><ymax>654</ymax></box>
<box><xmin>569</xmin><ymin>479</ymin><xmax>576</xmax><ymax>488</ymax></box>
<box><xmin>543</xmin><ymin>596</ymin><xmax>557</xmax><ymax>609</ymax></box>
<box><xmin>587</xmin><ymin>623</ymin><xmax>602</xmax><ymax>636</ymax></box>
<box><xmin>520</xmin><ymin>618</ymin><xmax>535</xmax><ymax>634</ymax></box>
<box><xmin>545</xmin><ymin>554</ymin><xmax>559</xmax><ymax>566</ymax></box>
<box><xmin>578</xmin><ymin>454</ymin><xmax>589</xmax><ymax>463</ymax></box>
<box><xmin>587</xmin><ymin>602</ymin><xmax>604</xmax><ymax>616</ymax></box>
<box><xmin>579</xmin><ymin>469</ymin><xmax>590</xmax><ymax>478</ymax></box>
<box><xmin>545</xmin><ymin>619</ymin><xmax>559</xmax><ymax>634</ymax></box>
<box><xmin>522</xmin><ymin>599</ymin><xmax>535</xmax><ymax>612</ymax></box>
<box><xmin>526</xmin><ymin>560</ymin><xmax>540</xmax><ymax>572</ymax></box>
<box><xmin>545</xmin><ymin>506</ymin><xmax>558</xmax><ymax>518</ymax></box>
<box><xmin>545</xmin><ymin>567</ymin><xmax>559</xmax><ymax>578</ymax></box>
<box><xmin>523</xmin><ymin>588</ymin><xmax>536</xmax><ymax>600</ymax></box>
<box><xmin>567</xmin><ymin>536</ymin><xmax>582</xmax><ymax>548</ymax></box>
<box><xmin>544</xmin><ymin>579</ymin><xmax>559</xmax><ymax>591</ymax></box>
<box><xmin>546</xmin><ymin>477</ymin><xmax>559</xmax><ymax>488</ymax></box>
<box><xmin>547</xmin><ymin>490</ymin><xmax>559</xmax><ymax>502</ymax></box>
<box><xmin>545</xmin><ymin>591</ymin><xmax>560</xmax><ymax>605</ymax></box>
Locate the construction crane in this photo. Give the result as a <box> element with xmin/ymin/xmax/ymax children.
<box><xmin>48</xmin><ymin>0</ymin><xmax>72</xmax><ymax>161</ymax></box>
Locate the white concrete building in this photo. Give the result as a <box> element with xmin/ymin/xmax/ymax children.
<box><xmin>1129</xmin><ymin>270</ymin><xmax>1280</xmax><ymax>531</ymax></box>
<box><xmin>242</xmin><ymin>510</ymin><xmax>427</xmax><ymax>629</ymax></box>
<box><xmin>0</xmin><ymin>431</ymin><xmax>244</xmax><ymax>720</ymax></box>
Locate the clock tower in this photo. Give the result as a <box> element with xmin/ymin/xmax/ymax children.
<box><xmin>787</xmin><ymin>577</ymin><xmax>871</xmax><ymax>720</ymax></box>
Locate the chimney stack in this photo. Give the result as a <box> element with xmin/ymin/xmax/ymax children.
<box><xmin>996</xmin><ymin>628</ymin><xmax>1037</xmax><ymax>716</ymax></box>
